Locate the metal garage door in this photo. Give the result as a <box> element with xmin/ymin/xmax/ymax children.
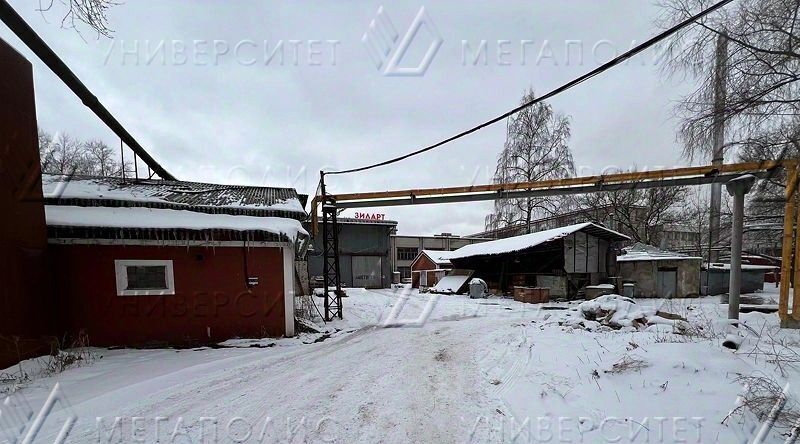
<box><xmin>352</xmin><ymin>256</ymin><xmax>382</xmax><ymax>288</ymax></box>
<box><xmin>657</xmin><ymin>270</ymin><xmax>678</xmax><ymax>298</ymax></box>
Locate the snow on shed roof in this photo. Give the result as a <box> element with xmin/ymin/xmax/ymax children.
<box><xmin>430</xmin><ymin>272</ymin><xmax>473</xmax><ymax>294</ymax></box>
<box><xmin>616</xmin><ymin>242</ymin><xmax>702</xmax><ymax>262</ymax></box>
<box><xmin>42</xmin><ymin>174</ymin><xmax>306</xmax><ymax>219</ymax></box>
<box><xmin>45</xmin><ymin>205</ymin><xmax>307</xmax><ymax>242</ymax></box>
<box><xmin>449</xmin><ymin>222</ymin><xmax>629</xmax><ymax>260</ymax></box>
<box><xmin>702</xmin><ymin>262</ymin><xmax>777</xmax><ymax>271</ymax></box>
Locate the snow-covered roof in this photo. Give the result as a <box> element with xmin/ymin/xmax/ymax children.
<box><xmin>46</xmin><ymin>205</ymin><xmax>307</xmax><ymax>242</ymax></box>
<box><xmin>617</xmin><ymin>243</ymin><xmax>702</xmax><ymax>262</ymax></box>
<box><xmin>703</xmin><ymin>262</ymin><xmax>777</xmax><ymax>271</ymax></box>
<box><xmin>415</xmin><ymin>250</ymin><xmax>457</xmax><ymax>267</ymax></box>
<box><xmin>42</xmin><ymin>174</ymin><xmax>306</xmax><ymax>220</ymax></box>
<box><xmin>449</xmin><ymin>222</ymin><xmax>629</xmax><ymax>260</ymax></box>
<box><xmin>430</xmin><ymin>273</ymin><xmax>473</xmax><ymax>294</ymax></box>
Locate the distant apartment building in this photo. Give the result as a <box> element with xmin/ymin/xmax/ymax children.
<box><xmin>659</xmin><ymin>223</ymin><xmax>702</xmax><ymax>251</ymax></box>
<box><xmin>391</xmin><ymin>233</ymin><xmax>490</xmax><ymax>280</ymax></box>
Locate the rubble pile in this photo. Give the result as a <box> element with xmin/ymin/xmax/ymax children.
<box><xmin>558</xmin><ymin>294</ymin><xmax>688</xmax><ymax>333</ymax></box>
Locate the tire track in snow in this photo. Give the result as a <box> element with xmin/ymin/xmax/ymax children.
<box><xmin>63</xmin><ymin>318</ymin><xmax>506</xmax><ymax>443</ymax></box>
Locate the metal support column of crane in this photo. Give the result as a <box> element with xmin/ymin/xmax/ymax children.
<box><xmin>780</xmin><ymin>165</ymin><xmax>800</xmax><ymax>327</ymax></box>
<box><xmin>320</xmin><ymin>174</ymin><xmax>343</xmax><ymax>321</ymax></box>
<box><xmin>725</xmin><ymin>174</ymin><xmax>756</xmax><ymax>321</ymax></box>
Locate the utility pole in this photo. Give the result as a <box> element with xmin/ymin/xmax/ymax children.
<box><xmin>319</xmin><ymin>172</ymin><xmax>343</xmax><ymax>321</ymax></box>
<box><xmin>709</xmin><ymin>33</ymin><xmax>729</xmax><ymax>262</ymax></box>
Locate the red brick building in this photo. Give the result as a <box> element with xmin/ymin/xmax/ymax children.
<box><xmin>411</xmin><ymin>250</ymin><xmax>456</xmax><ymax>289</ymax></box>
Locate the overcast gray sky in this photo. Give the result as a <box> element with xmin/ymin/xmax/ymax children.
<box><xmin>3</xmin><ymin>0</ymin><xmax>706</xmax><ymax>235</ymax></box>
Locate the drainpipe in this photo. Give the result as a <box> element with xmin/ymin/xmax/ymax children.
<box><xmin>725</xmin><ymin>175</ymin><xmax>756</xmax><ymax>320</ymax></box>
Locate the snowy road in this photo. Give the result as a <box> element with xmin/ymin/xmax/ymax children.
<box><xmin>15</xmin><ymin>290</ymin><xmax>518</xmax><ymax>443</ymax></box>
<box><xmin>4</xmin><ymin>288</ymin><xmax>797</xmax><ymax>443</ymax></box>
<box><xmin>89</xmin><ymin>318</ymin><xmax>506</xmax><ymax>443</ymax></box>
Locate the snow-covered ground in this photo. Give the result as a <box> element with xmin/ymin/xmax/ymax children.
<box><xmin>2</xmin><ymin>286</ymin><xmax>799</xmax><ymax>443</ymax></box>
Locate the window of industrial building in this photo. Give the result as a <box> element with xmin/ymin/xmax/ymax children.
<box><xmin>114</xmin><ymin>260</ymin><xmax>175</xmax><ymax>296</ymax></box>
<box><xmin>398</xmin><ymin>266</ymin><xmax>411</xmax><ymax>279</ymax></box>
<box><xmin>397</xmin><ymin>248</ymin><xmax>419</xmax><ymax>261</ymax></box>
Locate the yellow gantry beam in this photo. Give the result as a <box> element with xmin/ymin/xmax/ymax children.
<box><xmin>332</xmin><ymin>160</ymin><xmax>789</xmax><ymax>203</ymax></box>
<box><xmin>313</xmin><ymin>160</ymin><xmax>792</xmax><ymax>233</ymax></box>
<box><xmin>312</xmin><ymin>159</ymin><xmax>799</xmax><ymax>325</ymax></box>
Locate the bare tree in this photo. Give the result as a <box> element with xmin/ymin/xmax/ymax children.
<box><xmin>82</xmin><ymin>139</ymin><xmax>118</xmax><ymax>176</ymax></box>
<box><xmin>486</xmin><ymin>90</ymin><xmax>575</xmax><ymax>234</ymax></box>
<box><xmin>657</xmin><ymin>0</ymin><xmax>799</xmax><ymax>162</ymax></box>
<box><xmin>737</xmin><ymin>128</ymin><xmax>794</xmax><ymax>255</ymax></box>
<box><xmin>576</xmin><ymin>171</ymin><xmax>689</xmax><ymax>245</ymax></box>
<box><xmin>38</xmin><ymin>130</ymin><xmax>55</xmax><ymax>173</ymax></box>
<box><xmin>36</xmin><ymin>0</ymin><xmax>118</xmax><ymax>37</ymax></box>
<box><xmin>47</xmin><ymin>132</ymin><xmax>88</xmax><ymax>174</ymax></box>
<box><xmin>674</xmin><ymin>187</ymin><xmax>736</xmax><ymax>254</ymax></box>
<box><xmin>38</xmin><ymin>131</ymin><xmax>131</xmax><ymax>178</ymax></box>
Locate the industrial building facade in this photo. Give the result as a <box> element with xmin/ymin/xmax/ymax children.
<box><xmin>306</xmin><ymin>218</ymin><xmax>397</xmax><ymax>289</ymax></box>
<box><xmin>391</xmin><ymin>233</ymin><xmax>489</xmax><ymax>281</ymax></box>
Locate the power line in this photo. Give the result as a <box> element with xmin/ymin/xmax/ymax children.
<box><xmin>0</xmin><ymin>0</ymin><xmax>176</xmax><ymax>180</ymax></box>
<box><xmin>325</xmin><ymin>0</ymin><xmax>735</xmax><ymax>176</ymax></box>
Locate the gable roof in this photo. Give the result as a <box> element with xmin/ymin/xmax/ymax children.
<box><xmin>449</xmin><ymin>222</ymin><xmax>629</xmax><ymax>260</ymax></box>
<box><xmin>42</xmin><ymin>174</ymin><xmax>307</xmax><ymax>220</ymax></box>
<box><xmin>411</xmin><ymin>250</ymin><xmax>457</xmax><ymax>268</ymax></box>
<box><xmin>617</xmin><ymin>242</ymin><xmax>701</xmax><ymax>262</ymax></box>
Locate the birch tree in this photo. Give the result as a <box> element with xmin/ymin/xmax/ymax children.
<box><xmin>486</xmin><ymin>90</ymin><xmax>575</xmax><ymax>234</ymax></box>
